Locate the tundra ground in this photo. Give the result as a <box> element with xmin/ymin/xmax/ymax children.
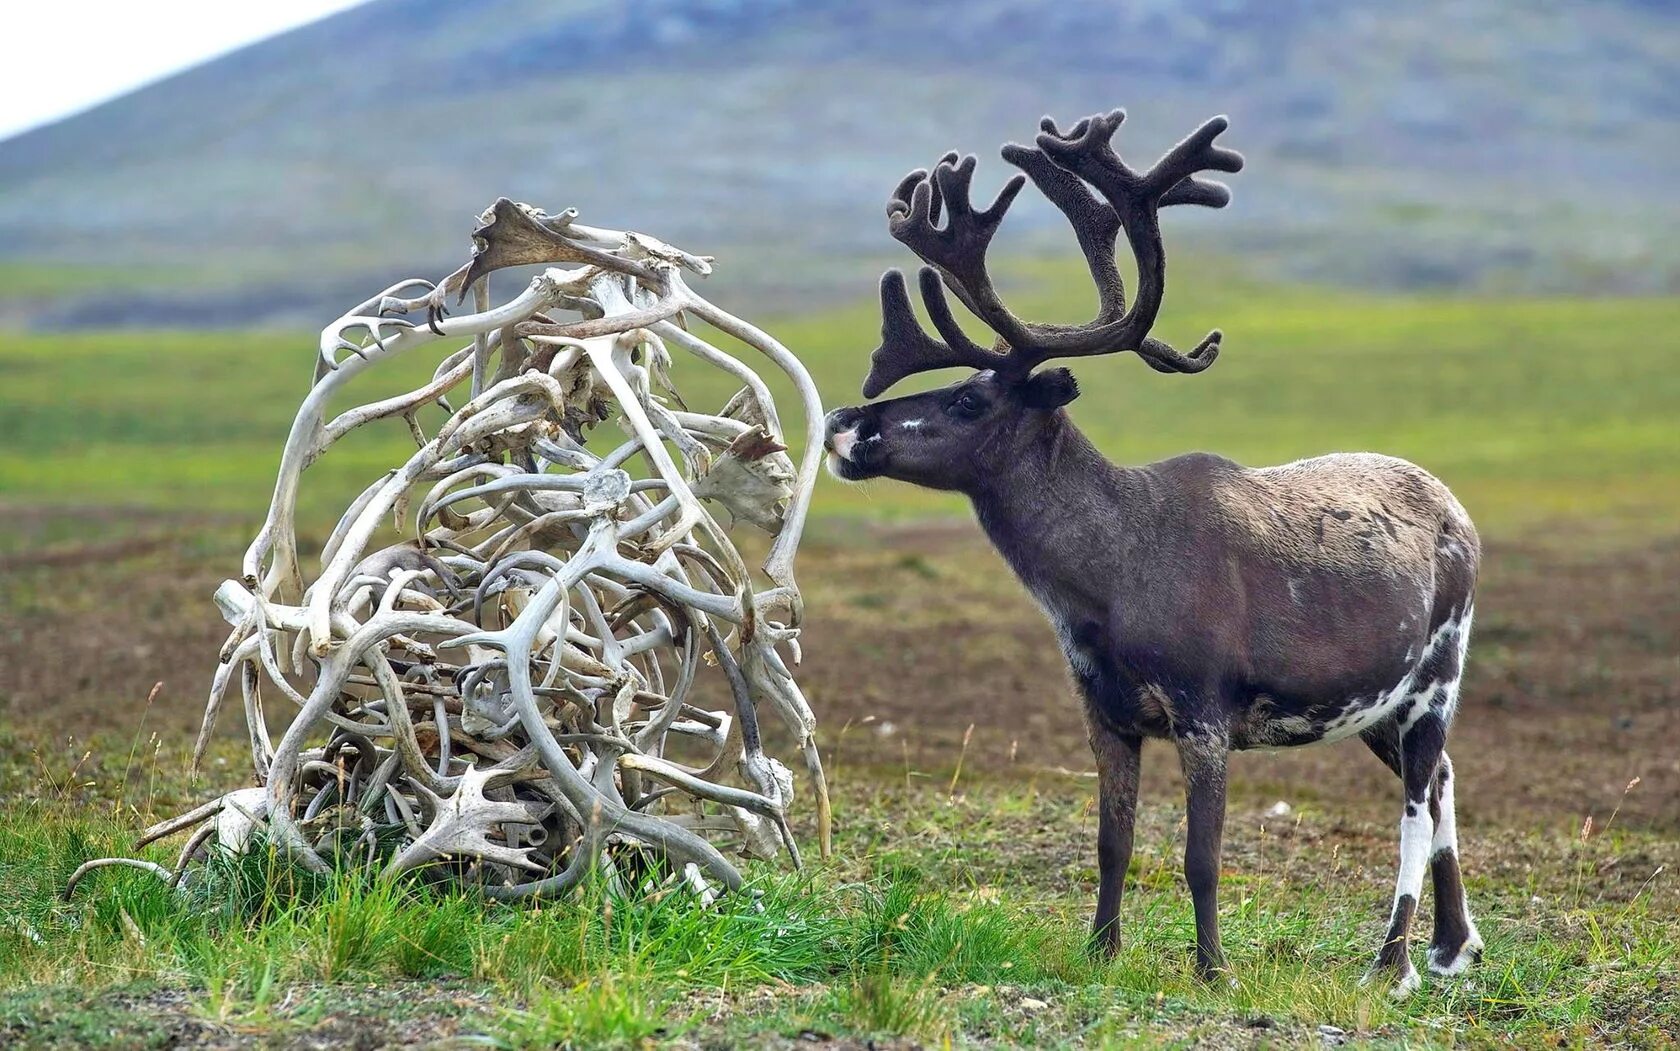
<box><xmin>0</xmin><ymin>276</ymin><xmax>1676</xmax><ymax>1046</ymax></box>
<box><xmin>1</xmin><ymin>518</ymin><xmax>1675</xmax><ymax>1048</ymax></box>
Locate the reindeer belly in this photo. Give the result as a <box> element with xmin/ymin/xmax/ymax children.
<box><xmin>1232</xmin><ymin>604</ymin><xmax>1473</xmax><ymax>750</ymax></box>
<box><xmin>1234</xmin><ymin>686</ymin><xmax>1408</xmax><ymax>749</ymax></box>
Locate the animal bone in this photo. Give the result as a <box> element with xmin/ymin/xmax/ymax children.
<box><xmin>70</xmin><ymin>203</ymin><xmax>828</xmax><ymax>903</ymax></box>
<box><xmin>384</xmin><ymin>764</ymin><xmax>551</xmax><ymax>878</ymax></box>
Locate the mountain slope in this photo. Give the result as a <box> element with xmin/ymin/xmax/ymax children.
<box><xmin>1</xmin><ymin>0</ymin><xmax>1676</xmax><ymax>327</ymax></box>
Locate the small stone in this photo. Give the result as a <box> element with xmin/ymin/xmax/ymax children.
<box><xmin>1019</xmin><ymin>997</ymin><xmax>1049</xmax><ymax>1012</ymax></box>
<box><xmin>1319</xmin><ymin>1023</ymin><xmax>1347</xmax><ymax>1046</ymax></box>
<box><xmin>1266</xmin><ymin>801</ymin><xmax>1293</xmax><ymax>817</ymax></box>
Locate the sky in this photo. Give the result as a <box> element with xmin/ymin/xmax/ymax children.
<box><xmin>0</xmin><ymin>0</ymin><xmax>368</xmax><ymax>141</ymax></box>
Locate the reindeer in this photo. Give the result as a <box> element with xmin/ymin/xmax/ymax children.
<box><xmin>824</xmin><ymin>110</ymin><xmax>1482</xmax><ymax>996</ymax></box>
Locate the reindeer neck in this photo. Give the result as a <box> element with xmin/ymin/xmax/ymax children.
<box><xmin>966</xmin><ymin>411</ymin><xmax>1152</xmax><ymax>592</ymax></box>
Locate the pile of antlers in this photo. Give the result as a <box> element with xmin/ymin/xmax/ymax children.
<box><xmin>68</xmin><ymin>200</ymin><xmax>830</xmax><ymax>902</ymax></box>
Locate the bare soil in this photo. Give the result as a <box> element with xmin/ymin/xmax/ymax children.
<box><xmin>2</xmin><ymin>511</ymin><xmax>1675</xmax><ymax>836</ymax></box>
<box><xmin>2</xmin><ymin>510</ymin><xmax>1676</xmax><ymax>1048</ymax></box>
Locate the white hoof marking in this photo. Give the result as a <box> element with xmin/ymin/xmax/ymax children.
<box><xmin>1427</xmin><ymin>929</ymin><xmax>1484</xmax><ymax>977</ymax></box>
<box><xmin>1390</xmin><ymin>967</ymin><xmax>1423</xmax><ymax>999</ymax></box>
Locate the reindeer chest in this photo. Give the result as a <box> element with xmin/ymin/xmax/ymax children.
<box><xmin>1047</xmin><ymin>614</ymin><xmax>1186</xmax><ymax>740</ymax></box>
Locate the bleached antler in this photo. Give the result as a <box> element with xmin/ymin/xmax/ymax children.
<box><xmin>71</xmin><ymin>201</ymin><xmax>828</xmax><ymax>902</ymax></box>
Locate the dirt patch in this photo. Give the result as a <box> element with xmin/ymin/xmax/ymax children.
<box><xmin>0</xmin><ymin>981</ymin><xmax>491</xmax><ymax>1050</ymax></box>
<box><xmin>1</xmin><ymin>513</ymin><xmax>1675</xmax><ymax>835</ymax></box>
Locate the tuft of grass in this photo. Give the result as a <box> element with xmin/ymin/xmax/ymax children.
<box><xmin>822</xmin><ymin>968</ymin><xmax>955</xmax><ymax>1044</ymax></box>
<box><xmin>490</xmin><ymin>975</ymin><xmax>688</xmax><ymax>1050</ymax></box>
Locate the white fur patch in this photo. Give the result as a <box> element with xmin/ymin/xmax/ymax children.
<box><xmin>1431</xmin><ymin>761</ymin><xmax>1459</xmax><ymax>859</ymax></box>
<box><xmin>1315</xmin><ymin>610</ymin><xmax>1466</xmax><ymax>743</ymax></box>
<box><xmin>1394</xmin><ymin>810</ymin><xmax>1433</xmax><ymax>901</ymax></box>
<box><xmin>899</xmin><ymin>419</ymin><xmax>923</xmax><ymax>430</ymax></box>
<box><xmin>829</xmin><ymin>428</ymin><xmax>859</xmax><ymax>459</ymax></box>
<box><xmin>1428</xmin><ymin>932</ymin><xmax>1483</xmax><ymax>977</ymax></box>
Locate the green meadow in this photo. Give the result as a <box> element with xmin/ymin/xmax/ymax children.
<box><xmin>1</xmin><ymin>265</ymin><xmax>1677</xmax><ymax>1047</ymax></box>
<box><xmin>2</xmin><ymin>259</ymin><xmax>1675</xmax><ymax>537</ymax></box>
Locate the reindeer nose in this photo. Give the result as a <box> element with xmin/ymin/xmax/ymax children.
<box><xmin>824</xmin><ymin>407</ymin><xmax>867</xmax><ymax>453</ymax></box>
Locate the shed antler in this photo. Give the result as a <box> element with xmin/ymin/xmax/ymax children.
<box><xmin>862</xmin><ymin>109</ymin><xmax>1242</xmax><ymax>398</ymax></box>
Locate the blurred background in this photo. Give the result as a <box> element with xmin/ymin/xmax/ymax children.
<box><xmin>3</xmin><ymin>0</ymin><xmax>1678</xmax><ymax>329</ymax></box>
<box><xmin>1</xmin><ymin>0</ymin><xmax>1675</xmax><ymax>831</ymax></box>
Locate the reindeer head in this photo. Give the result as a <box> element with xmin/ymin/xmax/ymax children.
<box><xmin>826</xmin><ymin>109</ymin><xmax>1242</xmax><ymax>491</ymax></box>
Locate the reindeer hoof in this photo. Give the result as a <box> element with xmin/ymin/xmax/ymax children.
<box><xmin>1361</xmin><ymin>962</ymin><xmax>1421</xmax><ymax>1000</ymax></box>
<box><xmin>1427</xmin><ymin>930</ymin><xmax>1484</xmax><ymax>977</ymax></box>
<box><xmin>1389</xmin><ymin>966</ymin><xmax>1422</xmax><ymax>999</ymax></box>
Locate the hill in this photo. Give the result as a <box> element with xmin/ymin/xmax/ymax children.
<box><xmin>1</xmin><ymin>0</ymin><xmax>1676</xmax><ymax>327</ymax></box>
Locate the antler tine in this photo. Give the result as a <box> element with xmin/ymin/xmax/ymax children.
<box><xmin>888</xmin><ymin>169</ymin><xmax>928</xmax><ymax>221</ymax></box>
<box><xmin>1136</xmin><ymin>330</ymin><xmax>1223</xmax><ymax>374</ymax></box>
<box><xmin>1019</xmin><ymin>110</ymin><xmax>1242</xmax><ymax>372</ymax></box>
<box><xmin>860</xmin><ymin>268</ymin><xmax>1003</xmax><ymax>399</ymax></box>
<box><xmin>1145</xmin><ymin>115</ymin><xmax>1244</xmax><ymax>203</ymax></box>
<box><xmin>999</xmin><ymin>141</ymin><xmax>1125</xmax><ymax>327</ymax></box>
<box><xmin>885</xmin><ymin>153</ymin><xmax>1033</xmax><ymax>340</ymax></box>
<box><xmin>1035</xmin><ymin>109</ymin><xmax>1132</xmax><ymax>187</ymax></box>
<box><xmin>889</xmin><ymin>151</ymin><xmax>961</xmax><ymax>229</ymax></box>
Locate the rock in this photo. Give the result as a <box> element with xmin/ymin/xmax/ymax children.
<box><xmin>1019</xmin><ymin>997</ymin><xmax>1049</xmax><ymax>1012</ymax></box>
<box><xmin>1319</xmin><ymin>1023</ymin><xmax>1348</xmax><ymax>1046</ymax></box>
<box><xmin>1267</xmin><ymin>800</ymin><xmax>1293</xmax><ymax>817</ymax></box>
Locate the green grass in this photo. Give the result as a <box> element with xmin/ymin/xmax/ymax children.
<box><xmin>0</xmin><ymin>261</ymin><xmax>218</xmax><ymax>299</ymax></box>
<box><xmin>1</xmin><ymin>768</ymin><xmax>1674</xmax><ymax>1048</ymax></box>
<box><xmin>2</xmin><ymin>264</ymin><xmax>1676</xmax><ymax>539</ymax></box>
<box><xmin>2</xmin><ymin>271</ymin><xmax>1676</xmax><ymax>1046</ymax></box>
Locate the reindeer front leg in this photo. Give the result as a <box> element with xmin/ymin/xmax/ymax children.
<box><xmin>1176</xmin><ymin>724</ymin><xmax>1231</xmax><ymax>981</ymax></box>
<box><xmin>1086</xmin><ymin>710</ymin><xmax>1141</xmax><ymax>957</ymax></box>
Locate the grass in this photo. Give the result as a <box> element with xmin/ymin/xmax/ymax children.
<box><xmin>1</xmin><ymin>763</ymin><xmax>1674</xmax><ymax>1048</ymax></box>
<box><xmin>0</xmin><ymin>261</ymin><xmax>218</xmax><ymax>299</ymax></box>
<box><xmin>1</xmin><ymin>268</ymin><xmax>1676</xmax><ymax>1045</ymax></box>
<box><xmin>1</xmin><ymin>262</ymin><xmax>1676</xmax><ymax>538</ymax></box>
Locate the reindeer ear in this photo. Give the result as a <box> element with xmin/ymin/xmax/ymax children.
<box><xmin>1022</xmin><ymin>367</ymin><xmax>1080</xmax><ymax>409</ymax></box>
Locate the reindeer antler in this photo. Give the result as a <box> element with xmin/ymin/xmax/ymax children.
<box><xmin>862</xmin><ymin>109</ymin><xmax>1243</xmax><ymax>397</ymax></box>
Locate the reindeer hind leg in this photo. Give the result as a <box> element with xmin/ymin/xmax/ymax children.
<box><xmin>1366</xmin><ymin>708</ymin><xmax>1447</xmax><ymax>998</ymax></box>
<box><xmin>1426</xmin><ymin>743</ymin><xmax>1482</xmax><ymax>973</ymax></box>
<box><xmin>1422</xmin><ymin>612</ymin><xmax>1481</xmax><ymax>976</ymax></box>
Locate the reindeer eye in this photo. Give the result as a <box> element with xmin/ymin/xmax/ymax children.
<box><xmin>950</xmin><ymin>393</ymin><xmax>986</xmax><ymax>418</ymax></box>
